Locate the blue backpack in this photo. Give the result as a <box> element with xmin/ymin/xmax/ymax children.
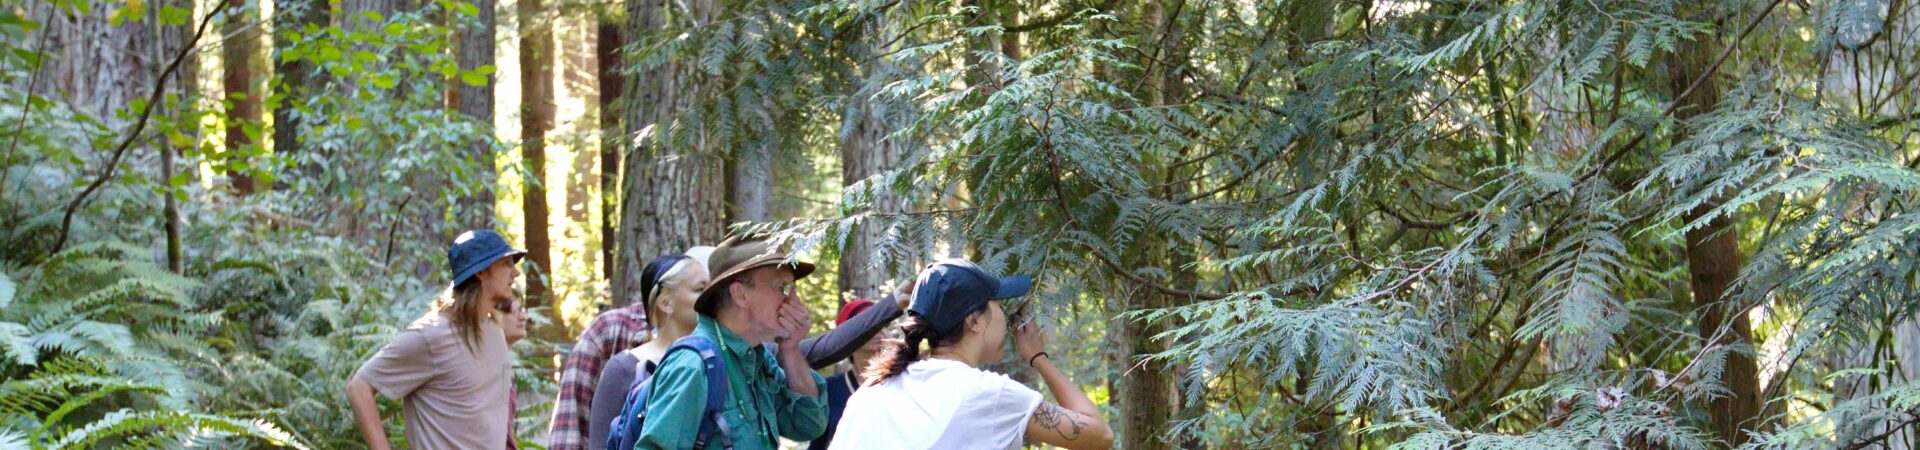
<box><xmin>606</xmin><ymin>335</ymin><xmax>735</xmax><ymax>450</ymax></box>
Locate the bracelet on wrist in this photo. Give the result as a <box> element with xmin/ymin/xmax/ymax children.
<box><xmin>1028</xmin><ymin>352</ymin><xmax>1050</xmax><ymax>367</ymax></box>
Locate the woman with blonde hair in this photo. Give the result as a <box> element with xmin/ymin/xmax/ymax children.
<box><xmin>585</xmin><ymin>252</ymin><xmax>711</xmax><ymax>449</ymax></box>
<box><xmin>587</xmin><ymin>249</ymin><xmax>911</xmax><ymax>449</ymax></box>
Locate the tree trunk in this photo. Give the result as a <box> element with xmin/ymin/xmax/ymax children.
<box><xmin>157</xmin><ymin>0</ymin><xmax>195</xmax><ymax>273</ymax></box>
<box><xmin>1116</xmin><ymin>3</ymin><xmax>1186</xmax><ymax>449</ymax></box>
<box><xmin>837</xmin><ymin>13</ymin><xmax>915</xmax><ymax>301</ymax></box>
<box><xmin>1157</xmin><ymin>11</ymin><xmax>1205</xmax><ymax>450</ymax></box>
<box><xmin>724</xmin><ymin>65</ymin><xmax>776</xmax><ymax>227</ymax></box>
<box><xmin>613</xmin><ymin>0</ymin><xmax>725</xmax><ymax>308</ymax></box>
<box><xmin>1117</xmin><ymin>266</ymin><xmax>1179</xmax><ymax>450</ymax></box>
<box><xmin>597</xmin><ymin>19</ymin><xmax>623</xmax><ymax>289</ymax></box>
<box><xmin>521</xmin><ymin>0</ymin><xmax>555</xmax><ymax>312</ymax></box>
<box><xmin>342</xmin><ymin>0</ymin><xmax>400</xmax><ymax>40</ymax></box>
<box><xmin>726</xmin><ymin>143</ymin><xmax>773</xmax><ymax>224</ymax></box>
<box><xmin>1668</xmin><ymin>9</ymin><xmax>1759</xmax><ymax>446</ymax></box>
<box><xmin>1685</xmin><ymin>211</ymin><xmax>1760</xmax><ymax>444</ymax></box>
<box><xmin>32</xmin><ymin>0</ymin><xmax>158</xmax><ymax>115</ymax></box>
<box><xmin>224</xmin><ymin>0</ymin><xmax>261</xmax><ymax>195</ymax></box>
<box><xmin>453</xmin><ymin>0</ymin><xmax>496</xmax><ymax>229</ymax></box>
<box><xmin>273</xmin><ymin>0</ymin><xmax>328</xmax><ymax>175</ymax></box>
<box><xmin>28</xmin><ymin>0</ymin><xmax>170</xmax><ymax>259</ymax></box>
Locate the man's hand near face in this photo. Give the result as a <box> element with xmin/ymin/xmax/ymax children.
<box><xmin>775</xmin><ymin>299</ymin><xmax>811</xmax><ymax>341</ymax></box>
<box><xmin>772</xmin><ymin>298</ymin><xmax>819</xmax><ymax>396</ymax></box>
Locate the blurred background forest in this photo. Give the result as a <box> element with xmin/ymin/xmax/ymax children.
<box><xmin>3</xmin><ymin>0</ymin><xmax>1920</xmax><ymax>448</ymax></box>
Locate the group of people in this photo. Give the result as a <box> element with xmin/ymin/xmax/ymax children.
<box><xmin>347</xmin><ymin>229</ymin><xmax>1115</xmax><ymax>450</ymax></box>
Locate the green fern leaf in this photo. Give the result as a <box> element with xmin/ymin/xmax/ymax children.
<box><xmin>0</xmin><ymin>322</ymin><xmax>31</xmax><ymax>366</ymax></box>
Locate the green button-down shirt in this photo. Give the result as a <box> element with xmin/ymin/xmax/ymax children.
<box><xmin>636</xmin><ymin>315</ymin><xmax>828</xmax><ymax>450</ymax></box>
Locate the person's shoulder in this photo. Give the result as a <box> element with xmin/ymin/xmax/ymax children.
<box><xmin>406</xmin><ymin>312</ymin><xmax>449</xmax><ymax>330</ymax></box>
<box><xmin>608</xmin><ymin>349</ymin><xmax>647</xmax><ymax>373</ymax></box>
<box><xmin>402</xmin><ymin>313</ymin><xmax>457</xmax><ymax>341</ymax></box>
<box><xmin>371</xmin><ymin>314</ymin><xmax>445</xmax><ymax>360</ymax></box>
<box><xmin>923</xmin><ymin>361</ymin><xmax>1031</xmax><ymax>394</ymax></box>
<box><xmin>627</xmin><ymin>342</ymin><xmax>669</xmax><ymax>366</ymax></box>
<box><xmin>654</xmin><ymin>340</ymin><xmax>712</xmax><ymax>371</ymax></box>
<box><xmin>979</xmin><ymin>368</ymin><xmax>1035</xmax><ymax>394</ymax></box>
<box><xmin>600</xmin><ymin>351</ymin><xmax>641</xmax><ymax>384</ymax></box>
<box><xmin>646</xmin><ymin>343</ymin><xmax>716</xmax><ymax>391</ymax></box>
<box><xmin>911</xmin><ymin>359</ymin><xmax>999</xmax><ymax>379</ymax></box>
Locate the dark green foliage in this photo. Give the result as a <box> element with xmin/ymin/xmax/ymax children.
<box><xmin>667</xmin><ymin>0</ymin><xmax>1920</xmax><ymax>447</ymax></box>
<box><xmin>4</xmin><ymin>0</ymin><xmax>1919</xmax><ymax>447</ymax></box>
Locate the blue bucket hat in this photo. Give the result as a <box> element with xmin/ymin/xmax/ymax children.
<box><xmin>449</xmin><ymin>230</ymin><xmax>527</xmax><ymax>286</ymax></box>
<box><xmin>909</xmin><ymin>259</ymin><xmax>1032</xmax><ymax>338</ymax></box>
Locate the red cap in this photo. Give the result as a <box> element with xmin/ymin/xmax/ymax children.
<box><xmin>836</xmin><ymin>299</ymin><xmax>876</xmax><ymax>326</ymax></box>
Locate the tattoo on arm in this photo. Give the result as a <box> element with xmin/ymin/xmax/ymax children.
<box><xmin>1033</xmin><ymin>403</ymin><xmax>1085</xmax><ymax>441</ymax></box>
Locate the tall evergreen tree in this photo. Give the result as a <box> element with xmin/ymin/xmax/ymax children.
<box><xmin>453</xmin><ymin>0</ymin><xmax>497</xmax><ymax>229</ymax></box>
<box><xmin>223</xmin><ymin>0</ymin><xmax>261</xmax><ymax>194</ymax></box>
<box><xmin>612</xmin><ymin>0</ymin><xmax>725</xmax><ymax>308</ymax></box>
<box><xmin>520</xmin><ymin>0</ymin><xmax>555</xmax><ymax>312</ymax></box>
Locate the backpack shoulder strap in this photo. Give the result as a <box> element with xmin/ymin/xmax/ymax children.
<box><xmin>610</xmin><ymin>354</ymin><xmax>665</xmax><ymax>450</ymax></box>
<box><xmin>668</xmin><ymin>335</ymin><xmax>734</xmax><ymax>450</ymax></box>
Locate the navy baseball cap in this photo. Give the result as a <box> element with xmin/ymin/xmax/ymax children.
<box><xmin>449</xmin><ymin>230</ymin><xmax>526</xmax><ymax>286</ymax></box>
<box><xmin>909</xmin><ymin>259</ymin><xmax>1033</xmax><ymax>338</ymax></box>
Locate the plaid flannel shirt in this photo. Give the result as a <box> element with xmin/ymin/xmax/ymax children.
<box><xmin>546</xmin><ymin>305</ymin><xmax>651</xmax><ymax>450</ymax></box>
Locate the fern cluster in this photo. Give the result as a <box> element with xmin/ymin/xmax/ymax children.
<box><xmin>0</xmin><ymin>2</ymin><xmax>560</xmax><ymax>447</ymax></box>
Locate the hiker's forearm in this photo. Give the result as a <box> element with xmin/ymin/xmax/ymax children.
<box><xmin>346</xmin><ymin>377</ymin><xmax>392</xmax><ymax>450</ymax></box>
<box><xmin>779</xmin><ymin>346</ymin><xmax>820</xmax><ymax>396</ymax></box>
<box><xmin>1033</xmin><ymin>356</ymin><xmax>1097</xmax><ymax>417</ymax></box>
<box><xmin>798</xmin><ymin>298</ymin><xmax>900</xmax><ymax>370</ymax></box>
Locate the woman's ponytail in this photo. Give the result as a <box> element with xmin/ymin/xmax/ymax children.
<box><xmin>864</xmin><ymin>314</ymin><xmax>933</xmax><ymax>384</ymax></box>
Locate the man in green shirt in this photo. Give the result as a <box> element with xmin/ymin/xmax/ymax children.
<box><xmin>635</xmin><ymin>234</ymin><xmax>828</xmax><ymax>449</ymax></box>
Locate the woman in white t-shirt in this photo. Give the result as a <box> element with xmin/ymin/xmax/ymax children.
<box><xmin>830</xmin><ymin>260</ymin><xmax>1113</xmax><ymax>450</ymax></box>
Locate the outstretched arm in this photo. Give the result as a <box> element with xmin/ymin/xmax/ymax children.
<box><xmin>796</xmin><ymin>294</ymin><xmax>903</xmax><ymax>370</ymax></box>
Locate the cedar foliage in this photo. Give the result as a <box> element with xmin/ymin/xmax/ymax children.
<box><xmin>3</xmin><ymin>0</ymin><xmax>1919</xmax><ymax>448</ymax></box>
